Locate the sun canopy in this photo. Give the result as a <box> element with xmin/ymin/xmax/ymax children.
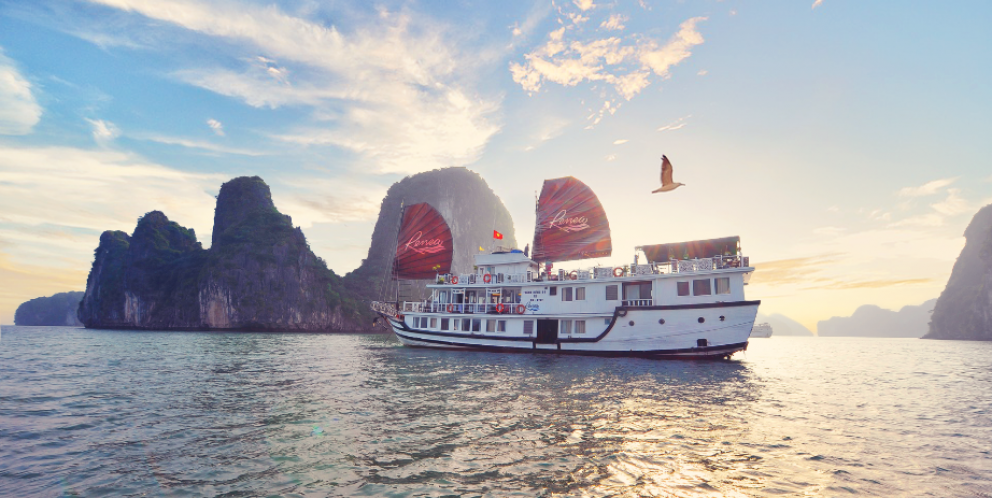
<box><xmin>639</xmin><ymin>236</ymin><xmax>741</xmax><ymax>263</ymax></box>
<box><xmin>532</xmin><ymin>176</ymin><xmax>612</xmax><ymax>263</ymax></box>
<box><xmin>394</xmin><ymin>203</ymin><xmax>453</xmax><ymax>279</ymax></box>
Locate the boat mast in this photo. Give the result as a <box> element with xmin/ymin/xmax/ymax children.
<box><xmin>377</xmin><ymin>200</ymin><xmax>405</xmax><ymax>305</ymax></box>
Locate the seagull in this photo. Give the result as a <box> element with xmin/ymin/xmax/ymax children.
<box><xmin>652</xmin><ymin>155</ymin><xmax>685</xmax><ymax>193</ymax></box>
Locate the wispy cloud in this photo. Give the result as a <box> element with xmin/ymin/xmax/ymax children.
<box><xmin>85</xmin><ymin>118</ymin><xmax>119</xmax><ymax>143</ymax></box>
<box><xmin>816</xmin><ymin>278</ymin><xmax>932</xmax><ymax>290</ymax></box>
<box><xmin>750</xmin><ymin>254</ymin><xmax>842</xmax><ymax>286</ymax></box>
<box><xmin>613</xmin><ymin>139</ymin><xmax>628</xmax><ymax>145</ymax></box>
<box><xmin>0</xmin><ymin>49</ymin><xmax>42</xmax><ymax>135</ymax></box>
<box><xmin>511</xmin><ymin>13</ymin><xmax>706</xmax><ymax>116</ymax></box>
<box><xmin>897</xmin><ymin>177</ymin><xmax>956</xmax><ymax>197</ymax></box>
<box><xmin>84</xmin><ymin>0</ymin><xmax>502</xmax><ymax>175</ymax></box>
<box><xmin>0</xmin><ymin>143</ymin><xmax>222</xmax><ymax>238</ymax></box>
<box><xmin>137</xmin><ymin>134</ymin><xmax>265</xmax><ymax>156</ymax></box>
<box><xmin>600</xmin><ymin>14</ymin><xmax>626</xmax><ymax>31</ymax></box>
<box><xmin>206</xmin><ymin>118</ymin><xmax>224</xmax><ymax>136</ymax></box>
<box><xmin>697</xmin><ymin>69</ymin><xmax>708</xmax><ymax>76</ymax></box>
<box><xmin>812</xmin><ymin>0</ymin><xmax>824</xmax><ymax>9</ymax></box>
<box><xmin>657</xmin><ymin>115</ymin><xmax>691</xmax><ymax>132</ymax></box>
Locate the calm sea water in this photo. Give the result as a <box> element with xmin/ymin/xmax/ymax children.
<box><xmin>1</xmin><ymin>326</ymin><xmax>991</xmax><ymax>498</ymax></box>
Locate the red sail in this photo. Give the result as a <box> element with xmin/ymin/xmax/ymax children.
<box><xmin>532</xmin><ymin>177</ymin><xmax>612</xmax><ymax>263</ymax></box>
<box><xmin>394</xmin><ymin>203</ymin><xmax>453</xmax><ymax>279</ymax></box>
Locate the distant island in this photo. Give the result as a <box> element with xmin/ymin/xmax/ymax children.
<box><xmin>926</xmin><ymin>203</ymin><xmax>992</xmax><ymax>340</ymax></box>
<box><xmin>755</xmin><ymin>313</ymin><xmax>814</xmax><ymax>336</ymax></box>
<box><xmin>14</xmin><ymin>291</ymin><xmax>84</xmax><ymax>326</ymax></box>
<box><xmin>817</xmin><ymin>299</ymin><xmax>936</xmax><ymax>338</ymax></box>
<box><xmin>73</xmin><ymin>167</ymin><xmax>516</xmax><ymax>332</ymax></box>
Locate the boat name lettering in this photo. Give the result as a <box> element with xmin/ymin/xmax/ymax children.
<box><xmin>404</xmin><ymin>231</ymin><xmax>446</xmax><ymax>255</ymax></box>
<box><xmin>549</xmin><ymin>210</ymin><xmax>590</xmax><ymax>233</ymax></box>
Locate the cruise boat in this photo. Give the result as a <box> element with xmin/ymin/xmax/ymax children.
<box><xmin>750</xmin><ymin>322</ymin><xmax>773</xmax><ymax>338</ymax></box>
<box><xmin>371</xmin><ymin>176</ymin><xmax>761</xmax><ymax>359</ymax></box>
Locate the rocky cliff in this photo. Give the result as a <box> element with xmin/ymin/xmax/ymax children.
<box><xmin>14</xmin><ymin>291</ymin><xmax>85</xmax><ymax>326</ymax></box>
<box><xmin>78</xmin><ymin>176</ymin><xmax>368</xmax><ymax>331</ymax></box>
<box><xmin>344</xmin><ymin>167</ymin><xmax>517</xmax><ymax>302</ymax></box>
<box><xmin>925</xmin><ymin>203</ymin><xmax>992</xmax><ymax>340</ymax></box>
<box><xmin>818</xmin><ymin>299</ymin><xmax>936</xmax><ymax>338</ymax></box>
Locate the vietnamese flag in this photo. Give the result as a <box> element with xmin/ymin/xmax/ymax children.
<box><xmin>493</xmin><ymin>230</ymin><xmax>503</xmax><ymax>240</ymax></box>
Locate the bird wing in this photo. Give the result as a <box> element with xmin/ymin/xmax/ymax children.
<box><xmin>661</xmin><ymin>155</ymin><xmax>674</xmax><ymax>186</ymax></box>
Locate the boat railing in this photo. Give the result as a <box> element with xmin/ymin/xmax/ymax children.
<box><xmin>401</xmin><ymin>301</ymin><xmax>523</xmax><ymax>315</ymax></box>
<box><xmin>622</xmin><ymin>299</ymin><xmax>654</xmax><ymax>307</ymax></box>
<box><xmin>433</xmin><ymin>255</ymin><xmax>750</xmax><ymax>285</ymax></box>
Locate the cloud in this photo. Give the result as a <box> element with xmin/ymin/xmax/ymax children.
<box><xmin>812</xmin><ymin>0</ymin><xmax>824</xmax><ymax>9</ymax></box>
<box><xmin>816</xmin><ymin>278</ymin><xmax>932</xmax><ymax>290</ymax></box>
<box><xmin>85</xmin><ymin>118</ymin><xmax>120</xmax><ymax>143</ymax></box>
<box><xmin>657</xmin><ymin>114</ymin><xmax>690</xmax><ymax>132</ymax></box>
<box><xmin>0</xmin><ymin>143</ymin><xmax>222</xmax><ymax>239</ymax></box>
<box><xmin>697</xmin><ymin>69</ymin><xmax>707</xmax><ymax>76</ymax></box>
<box><xmin>136</xmin><ymin>134</ymin><xmax>264</xmax><ymax>156</ymax></box>
<box><xmin>812</xmin><ymin>226</ymin><xmax>845</xmax><ymax>236</ymax></box>
<box><xmin>85</xmin><ymin>0</ymin><xmax>501</xmax><ymax>175</ymax></box>
<box><xmin>511</xmin><ymin>14</ymin><xmax>706</xmax><ymax>109</ymax></box>
<box><xmin>206</xmin><ymin>118</ymin><xmax>224</xmax><ymax>136</ymax></box>
<box><xmin>573</xmin><ymin>0</ymin><xmax>595</xmax><ymax>12</ymax></box>
<box><xmin>613</xmin><ymin>139</ymin><xmax>628</xmax><ymax>145</ymax></box>
<box><xmin>0</xmin><ymin>49</ymin><xmax>42</xmax><ymax>135</ymax></box>
<box><xmin>897</xmin><ymin>177</ymin><xmax>956</xmax><ymax>197</ymax></box>
<box><xmin>930</xmin><ymin>188</ymin><xmax>971</xmax><ymax>216</ymax></box>
<box><xmin>750</xmin><ymin>254</ymin><xmax>842</xmax><ymax>286</ymax></box>
<box><xmin>600</xmin><ymin>14</ymin><xmax>626</xmax><ymax>31</ymax></box>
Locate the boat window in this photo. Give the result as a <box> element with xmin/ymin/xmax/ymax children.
<box><xmin>562</xmin><ymin>287</ymin><xmax>573</xmax><ymax>301</ymax></box>
<box><xmin>576</xmin><ymin>287</ymin><xmax>586</xmax><ymax>300</ymax></box>
<box><xmin>693</xmin><ymin>279</ymin><xmax>712</xmax><ymax>296</ymax></box>
<box><xmin>715</xmin><ymin>277</ymin><xmax>731</xmax><ymax>295</ymax></box>
<box><xmin>606</xmin><ymin>285</ymin><xmax>619</xmax><ymax>301</ymax></box>
<box><xmin>677</xmin><ymin>282</ymin><xmax>690</xmax><ymax>296</ymax></box>
<box><xmin>486</xmin><ymin>320</ymin><xmax>496</xmax><ymax>332</ymax></box>
<box><xmin>441</xmin><ymin>318</ymin><xmax>449</xmax><ymax>330</ymax></box>
<box><xmin>461</xmin><ymin>318</ymin><xmax>471</xmax><ymax>331</ymax></box>
<box><xmin>452</xmin><ymin>319</ymin><xmax>460</xmax><ymax>331</ymax></box>
<box><xmin>575</xmin><ymin>320</ymin><xmax>586</xmax><ymax>334</ymax></box>
<box><xmin>561</xmin><ymin>320</ymin><xmax>572</xmax><ymax>334</ymax></box>
<box><xmin>549</xmin><ymin>286</ymin><xmax>557</xmax><ymax>296</ymax></box>
<box><xmin>524</xmin><ymin>320</ymin><xmax>534</xmax><ymax>335</ymax></box>
<box><xmin>472</xmin><ymin>319</ymin><xmax>481</xmax><ymax>332</ymax></box>
<box><xmin>497</xmin><ymin>320</ymin><xmax>507</xmax><ymax>332</ymax></box>
<box><xmin>430</xmin><ymin>317</ymin><xmax>437</xmax><ymax>328</ymax></box>
<box><xmin>412</xmin><ymin>317</ymin><xmax>419</xmax><ymax>328</ymax></box>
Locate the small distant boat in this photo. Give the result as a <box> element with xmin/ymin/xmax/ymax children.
<box><xmin>372</xmin><ymin>176</ymin><xmax>760</xmax><ymax>359</ymax></box>
<box><xmin>750</xmin><ymin>322</ymin><xmax>773</xmax><ymax>338</ymax></box>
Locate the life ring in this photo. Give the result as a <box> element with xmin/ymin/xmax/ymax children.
<box><xmin>496</xmin><ymin>303</ymin><xmax>505</xmax><ymax>313</ymax></box>
<box><xmin>447</xmin><ymin>303</ymin><xmax>454</xmax><ymax>313</ymax></box>
<box><xmin>483</xmin><ymin>273</ymin><xmax>492</xmax><ymax>283</ymax></box>
<box><xmin>451</xmin><ymin>275</ymin><xmax>459</xmax><ymax>284</ymax></box>
<box><xmin>613</xmin><ymin>267</ymin><xmax>624</xmax><ymax>277</ymax></box>
<box><xmin>569</xmin><ymin>271</ymin><xmax>578</xmax><ymax>280</ymax></box>
<box><xmin>516</xmin><ymin>304</ymin><xmax>526</xmax><ymax>314</ymax></box>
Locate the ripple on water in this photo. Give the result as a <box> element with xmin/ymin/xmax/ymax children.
<box><xmin>1</xmin><ymin>328</ymin><xmax>991</xmax><ymax>497</ymax></box>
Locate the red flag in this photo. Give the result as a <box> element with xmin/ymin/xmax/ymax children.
<box><xmin>493</xmin><ymin>230</ymin><xmax>503</xmax><ymax>240</ymax></box>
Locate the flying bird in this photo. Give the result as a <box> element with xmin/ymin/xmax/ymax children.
<box><xmin>652</xmin><ymin>155</ymin><xmax>685</xmax><ymax>193</ymax></box>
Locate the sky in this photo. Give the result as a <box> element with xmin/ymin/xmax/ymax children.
<box><xmin>1</xmin><ymin>0</ymin><xmax>990</xmax><ymax>330</ymax></box>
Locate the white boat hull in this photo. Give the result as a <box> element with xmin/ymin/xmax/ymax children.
<box><xmin>380</xmin><ymin>301</ymin><xmax>759</xmax><ymax>359</ymax></box>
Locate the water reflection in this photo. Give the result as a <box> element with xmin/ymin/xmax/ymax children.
<box><xmin>3</xmin><ymin>328</ymin><xmax>992</xmax><ymax>497</ymax></box>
